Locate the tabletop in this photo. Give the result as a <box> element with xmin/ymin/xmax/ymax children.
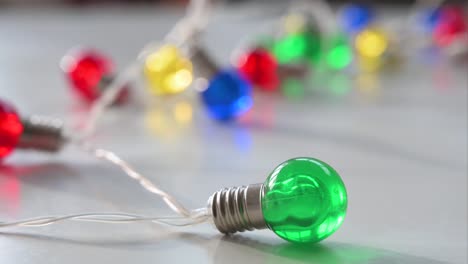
<box><xmin>0</xmin><ymin>3</ymin><xmax>467</xmax><ymax>264</ymax></box>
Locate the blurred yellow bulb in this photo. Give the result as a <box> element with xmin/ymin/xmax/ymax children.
<box><xmin>144</xmin><ymin>45</ymin><xmax>193</xmax><ymax>95</ymax></box>
<box><xmin>355</xmin><ymin>28</ymin><xmax>388</xmax><ymax>59</ymax></box>
<box><xmin>283</xmin><ymin>13</ymin><xmax>307</xmax><ymax>34</ymax></box>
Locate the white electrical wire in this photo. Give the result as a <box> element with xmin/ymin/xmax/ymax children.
<box><xmin>76</xmin><ymin>139</ymin><xmax>206</xmax><ymax>219</ymax></box>
<box><xmin>0</xmin><ymin>213</ymin><xmax>208</xmax><ymax>228</ymax></box>
<box><xmin>0</xmin><ymin>134</ymin><xmax>210</xmax><ymax>229</ymax></box>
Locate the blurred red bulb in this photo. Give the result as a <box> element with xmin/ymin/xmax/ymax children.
<box><xmin>62</xmin><ymin>49</ymin><xmax>129</xmax><ymax>105</ymax></box>
<box><xmin>238</xmin><ymin>48</ymin><xmax>279</xmax><ymax>91</ymax></box>
<box><xmin>433</xmin><ymin>6</ymin><xmax>467</xmax><ymax>47</ymax></box>
<box><xmin>0</xmin><ymin>99</ymin><xmax>23</xmax><ymax>160</ymax></box>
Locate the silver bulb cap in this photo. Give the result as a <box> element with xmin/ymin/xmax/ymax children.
<box><xmin>208</xmin><ymin>183</ymin><xmax>267</xmax><ymax>234</ymax></box>
<box><xmin>18</xmin><ymin>116</ymin><xmax>66</xmax><ymax>152</ymax></box>
<box><xmin>189</xmin><ymin>44</ymin><xmax>220</xmax><ymax>80</ymax></box>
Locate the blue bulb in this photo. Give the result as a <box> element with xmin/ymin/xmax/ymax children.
<box><xmin>420</xmin><ymin>7</ymin><xmax>441</xmax><ymax>33</ymax></box>
<box><xmin>341</xmin><ymin>4</ymin><xmax>374</xmax><ymax>34</ymax></box>
<box><xmin>201</xmin><ymin>69</ymin><xmax>253</xmax><ymax>121</ymax></box>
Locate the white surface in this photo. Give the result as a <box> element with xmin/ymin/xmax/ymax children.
<box><xmin>0</xmin><ymin>4</ymin><xmax>467</xmax><ymax>264</ymax></box>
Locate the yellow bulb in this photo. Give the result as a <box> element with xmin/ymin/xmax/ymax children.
<box><xmin>283</xmin><ymin>13</ymin><xmax>307</xmax><ymax>34</ymax></box>
<box><xmin>144</xmin><ymin>45</ymin><xmax>193</xmax><ymax>95</ymax></box>
<box><xmin>355</xmin><ymin>28</ymin><xmax>388</xmax><ymax>59</ymax></box>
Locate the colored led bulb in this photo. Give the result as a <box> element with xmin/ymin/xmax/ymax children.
<box><xmin>0</xmin><ymin>99</ymin><xmax>23</xmax><ymax>160</ymax></box>
<box><xmin>0</xmin><ymin>98</ymin><xmax>66</xmax><ymax>162</ymax></box>
<box><xmin>262</xmin><ymin>158</ymin><xmax>347</xmax><ymax>243</ymax></box>
<box><xmin>144</xmin><ymin>44</ymin><xmax>193</xmax><ymax>95</ymax></box>
<box><xmin>272</xmin><ymin>30</ymin><xmax>321</xmax><ymax>64</ymax></box>
<box><xmin>433</xmin><ymin>6</ymin><xmax>467</xmax><ymax>47</ymax></box>
<box><xmin>420</xmin><ymin>7</ymin><xmax>442</xmax><ymax>33</ymax></box>
<box><xmin>238</xmin><ymin>48</ymin><xmax>279</xmax><ymax>91</ymax></box>
<box><xmin>341</xmin><ymin>4</ymin><xmax>374</xmax><ymax>34</ymax></box>
<box><xmin>355</xmin><ymin>27</ymin><xmax>389</xmax><ymax>59</ymax></box>
<box><xmin>62</xmin><ymin>49</ymin><xmax>129</xmax><ymax>104</ymax></box>
<box><xmin>201</xmin><ymin>70</ymin><xmax>253</xmax><ymax>121</ymax></box>
<box><xmin>325</xmin><ymin>34</ymin><xmax>353</xmax><ymax>70</ymax></box>
<box><xmin>283</xmin><ymin>13</ymin><xmax>309</xmax><ymax>35</ymax></box>
<box><xmin>209</xmin><ymin>157</ymin><xmax>347</xmax><ymax>243</ymax></box>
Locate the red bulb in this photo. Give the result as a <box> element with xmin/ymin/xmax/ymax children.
<box><xmin>238</xmin><ymin>48</ymin><xmax>279</xmax><ymax>91</ymax></box>
<box><xmin>62</xmin><ymin>49</ymin><xmax>129</xmax><ymax>104</ymax></box>
<box><xmin>0</xmin><ymin>99</ymin><xmax>23</xmax><ymax>160</ymax></box>
<box><xmin>433</xmin><ymin>6</ymin><xmax>467</xmax><ymax>47</ymax></box>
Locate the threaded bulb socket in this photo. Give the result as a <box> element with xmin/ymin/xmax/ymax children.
<box><xmin>208</xmin><ymin>183</ymin><xmax>266</xmax><ymax>234</ymax></box>
<box><xmin>18</xmin><ymin>115</ymin><xmax>66</xmax><ymax>152</ymax></box>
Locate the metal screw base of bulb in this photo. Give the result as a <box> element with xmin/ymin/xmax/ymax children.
<box><xmin>19</xmin><ymin>116</ymin><xmax>66</xmax><ymax>152</ymax></box>
<box><xmin>190</xmin><ymin>44</ymin><xmax>220</xmax><ymax>80</ymax></box>
<box><xmin>208</xmin><ymin>183</ymin><xmax>267</xmax><ymax>234</ymax></box>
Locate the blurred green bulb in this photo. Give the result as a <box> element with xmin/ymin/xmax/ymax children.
<box><xmin>273</xmin><ymin>30</ymin><xmax>321</xmax><ymax>64</ymax></box>
<box><xmin>261</xmin><ymin>157</ymin><xmax>347</xmax><ymax>243</ymax></box>
<box><xmin>325</xmin><ymin>34</ymin><xmax>353</xmax><ymax>70</ymax></box>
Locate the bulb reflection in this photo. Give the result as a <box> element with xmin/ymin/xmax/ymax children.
<box><xmin>357</xmin><ymin>56</ymin><xmax>383</xmax><ymax>73</ymax></box>
<box><xmin>432</xmin><ymin>63</ymin><xmax>453</xmax><ymax>92</ymax></box>
<box><xmin>329</xmin><ymin>74</ymin><xmax>352</xmax><ymax>96</ymax></box>
<box><xmin>356</xmin><ymin>72</ymin><xmax>381</xmax><ymax>99</ymax></box>
<box><xmin>145</xmin><ymin>98</ymin><xmax>194</xmax><ymax>139</ymax></box>
<box><xmin>307</xmin><ymin>67</ymin><xmax>352</xmax><ymax>98</ymax></box>
<box><xmin>0</xmin><ymin>167</ymin><xmax>20</xmax><ymax>216</ymax></box>
<box><xmin>282</xmin><ymin>78</ymin><xmax>305</xmax><ymax>99</ymax></box>
<box><xmin>238</xmin><ymin>93</ymin><xmax>276</xmax><ymax>129</ymax></box>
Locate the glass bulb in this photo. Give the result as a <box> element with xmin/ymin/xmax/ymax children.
<box><xmin>261</xmin><ymin>157</ymin><xmax>347</xmax><ymax>243</ymax></box>
<box><xmin>355</xmin><ymin>27</ymin><xmax>389</xmax><ymax>59</ymax></box>
<box><xmin>272</xmin><ymin>30</ymin><xmax>321</xmax><ymax>64</ymax></box>
<box><xmin>341</xmin><ymin>4</ymin><xmax>374</xmax><ymax>34</ymax></box>
<box><xmin>325</xmin><ymin>34</ymin><xmax>353</xmax><ymax>70</ymax></box>
<box><xmin>0</xmin><ymin>98</ymin><xmax>23</xmax><ymax>160</ymax></box>
<box><xmin>238</xmin><ymin>48</ymin><xmax>279</xmax><ymax>91</ymax></box>
<box><xmin>62</xmin><ymin>49</ymin><xmax>113</xmax><ymax>102</ymax></box>
<box><xmin>62</xmin><ymin>49</ymin><xmax>129</xmax><ymax>105</ymax></box>
<box><xmin>144</xmin><ymin>44</ymin><xmax>193</xmax><ymax>95</ymax></box>
<box><xmin>420</xmin><ymin>7</ymin><xmax>442</xmax><ymax>33</ymax></box>
<box><xmin>201</xmin><ymin>69</ymin><xmax>253</xmax><ymax>121</ymax></box>
<box><xmin>283</xmin><ymin>13</ymin><xmax>308</xmax><ymax>35</ymax></box>
<box><xmin>433</xmin><ymin>5</ymin><xmax>467</xmax><ymax>47</ymax></box>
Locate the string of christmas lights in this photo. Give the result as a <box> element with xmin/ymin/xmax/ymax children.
<box><xmin>1</xmin><ymin>0</ymin><xmax>465</xmax><ymax>245</ymax></box>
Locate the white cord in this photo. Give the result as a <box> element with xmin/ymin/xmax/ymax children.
<box><xmin>76</xmin><ymin>139</ymin><xmax>202</xmax><ymax>219</ymax></box>
<box><xmin>0</xmin><ymin>213</ymin><xmax>209</xmax><ymax>228</ymax></box>
<box><xmin>0</xmin><ymin>135</ymin><xmax>210</xmax><ymax>229</ymax></box>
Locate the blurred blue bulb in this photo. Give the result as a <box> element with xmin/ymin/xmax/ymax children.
<box><xmin>341</xmin><ymin>4</ymin><xmax>374</xmax><ymax>33</ymax></box>
<box><xmin>201</xmin><ymin>69</ymin><xmax>253</xmax><ymax>121</ymax></box>
<box><xmin>420</xmin><ymin>7</ymin><xmax>441</xmax><ymax>33</ymax></box>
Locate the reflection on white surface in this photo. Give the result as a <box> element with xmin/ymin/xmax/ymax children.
<box><xmin>0</xmin><ymin>167</ymin><xmax>20</xmax><ymax>216</ymax></box>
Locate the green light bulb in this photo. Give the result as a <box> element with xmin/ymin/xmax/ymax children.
<box><xmin>209</xmin><ymin>157</ymin><xmax>347</xmax><ymax>243</ymax></box>
<box><xmin>325</xmin><ymin>34</ymin><xmax>353</xmax><ymax>70</ymax></box>
<box><xmin>272</xmin><ymin>31</ymin><xmax>321</xmax><ymax>65</ymax></box>
<box><xmin>262</xmin><ymin>157</ymin><xmax>348</xmax><ymax>243</ymax></box>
